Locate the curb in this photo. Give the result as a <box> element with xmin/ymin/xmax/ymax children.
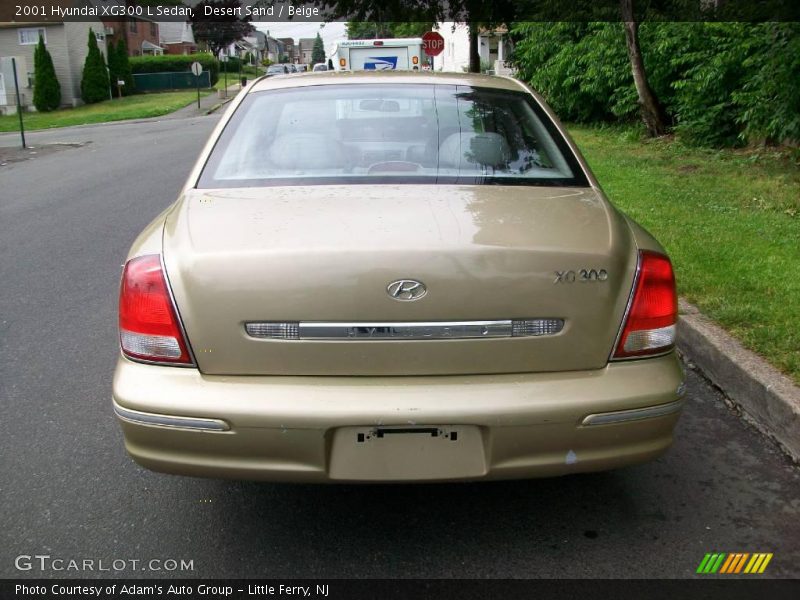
<box><xmin>677</xmin><ymin>299</ymin><xmax>800</xmax><ymax>462</ymax></box>
<box><xmin>205</xmin><ymin>92</ymin><xmax>238</xmax><ymax>116</ymax></box>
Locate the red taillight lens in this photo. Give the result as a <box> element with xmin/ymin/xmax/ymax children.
<box><xmin>118</xmin><ymin>255</ymin><xmax>192</xmax><ymax>365</ymax></box>
<box><xmin>613</xmin><ymin>250</ymin><xmax>677</xmax><ymax>359</ymax></box>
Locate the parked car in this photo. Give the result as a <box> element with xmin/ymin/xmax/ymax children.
<box><xmin>114</xmin><ymin>72</ymin><xmax>684</xmax><ymax>482</ymax></box>
<box><xmin>288</xmin><ymin>64</ymin><xmax>298</xmax><ymax>73</ymax></box>
<box><xmin>312</xmin><ymin>62</ymin><xmax>328</xmax><ymax>72</ymax></box>
<box><xmin>265</xmin><ymin>64</ymin><xmax>288</xmax><ymax>76</ymax></box>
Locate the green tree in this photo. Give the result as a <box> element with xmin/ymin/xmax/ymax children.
<box><xmin>115</xmin><ymin>38</ymin><xmax>135</xmax><ymax>96</ymax></box>
<box><xmin>32</xmin><ymin>34</ymin><xmax>61</xmax><ymax>112</ymax></box>
<box><xmin>320</xmin><ymin>1</ymin><xmax>518</xmax><ymax>72</ymax></box>
<box><xmin>81</xmin><ymin>29</ymin><xmax>110</xmax><ymax>104</ymax></box>
<box><xmin>191</xmin><ymin>1</ymin><xmax>254</xmax><ymax>57</ymax></box>
<box><xmin>107</xmin><ymin>37</ymin><xmax>121</xmax><ymax>97</ymax></box>
<box><xmin>311</xmin><ymin>32</ymin><xmax>325</xmax><ymax>64</ymax></box>
<box><xmin>346</xmin><ymin>22</ymin><xmax>433</xmax><ymax>39</ymax></box>
<box><xmin>108</xmin><ymin>38</ymin><xmax>135</xmax><ymax>97</ymax></box>
<box><xmin>510</xmin><ymin>21</ymin><xmax>800</xmax><ymax>148</ymax></box>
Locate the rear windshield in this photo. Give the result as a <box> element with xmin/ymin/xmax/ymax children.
<box><xmin>197</xmin><ymin>84</ymin><xmax>588</xmax><ymax>188</ymax></box>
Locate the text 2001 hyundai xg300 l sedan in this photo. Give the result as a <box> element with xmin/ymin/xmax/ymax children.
<box><xmin>113</xmin><ymin>71</ymin><xmax>684</xmax><ymax>482</ymax></box>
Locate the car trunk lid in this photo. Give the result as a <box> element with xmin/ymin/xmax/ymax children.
<box><xmin>162</xmin><ymin>185</ymin><xmax>637</xmax><ymax>376</ymax></box>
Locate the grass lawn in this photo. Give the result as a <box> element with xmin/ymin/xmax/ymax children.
<box><xmin>212</xmin><ymin>68</ymin><xmax>262</xmax><ymax>91</ymax></box>
<box><xmin>569</xmin><ymin>125</ymin><xmax>800</xmax><ymax>384</ymax></box>
<box><xmin>0</xmin><ymin>91</ymin><xmax>211</xmax><ymax>132</ymax></box>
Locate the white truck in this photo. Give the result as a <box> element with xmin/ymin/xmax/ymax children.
<box><xmin>331</xmin><ymin>38</ymin><xmax>423</xmax><ymax>71</ymax></box>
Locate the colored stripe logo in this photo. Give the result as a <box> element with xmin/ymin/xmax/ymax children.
<box><xmin>697</xmin><ymin>553</ymin><xmax>773</xmax><ymax>574</ymax></box>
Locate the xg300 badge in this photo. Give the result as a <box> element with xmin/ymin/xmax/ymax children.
<box><xmin>554</xmin><ymin>269</ymin><xmax>609</xmax><ymax>284</ymax></box>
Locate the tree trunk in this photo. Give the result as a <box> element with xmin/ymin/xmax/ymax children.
<box><xmin>620</xmin><ymin>0</ymin><xmax>667</xmax><ymax>137</ymax></box>
<box><xmin>468</xmin><ymin>22</ymin><xmax>481</xmax><ymax>73</ymax></box>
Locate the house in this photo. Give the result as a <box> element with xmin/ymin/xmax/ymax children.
<box><xmin>243</xmin><ymin>31</ymin><xmax>267</xmax><ymax>63</ymax></box>
<box><xmin>158</xmin><ymin>20</ymin><xmax>196</xmax><ymax>55</ymax></box>
<box><xmin>298</xmin><ymin>38</ymin><xmax>315</xmax><ymax>65</ymax></box>
<box><xmin>433</xmin><ymin>23</ymin><xmax>513</xmax><ymax>75</ymax></box>
<box><xmin>99</xmin><ymin>1</ymin><xmax>161</xmax><ymax>56</ymax></box>
<box><xmin>277</xmin><ymin>38</ymin><xmax>296</xmax><ymax>63</ymax></box>
<box><xmin>265</xmin><ymin>36</ymin><xmax>284</xmax><ymax>64</ymax></box>
<box><xmin>239</xmin><ymin>35</ymin><xmax>262</xmax><ymax>63</ymax></box>
<box><xmin>0</xmin><ymin>18</ymin><xmax>108</xmax><ymax>112</ymax></box>
<box><xmin>101</xmin><ymin>17</ymin><xmax>161</xmax><ymax>56</ymax></box>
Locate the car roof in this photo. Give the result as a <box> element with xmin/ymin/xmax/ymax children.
<box><xmin>248</xmin><ymin>70</ymin><xmax>526</xmax><ymax>94</ymax></box>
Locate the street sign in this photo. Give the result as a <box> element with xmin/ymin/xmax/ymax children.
<box><xmin>191</xmin><ymin>62</ymin><xmax>203</xmax><ymax>109</ymax></box>
<box><xmin>422</xmin><ymin>31</ymin><xmax>445</xmax><ymax>57</ymax></box>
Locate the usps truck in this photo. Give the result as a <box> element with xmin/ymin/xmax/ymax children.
<box><xmin>332</xmin><ymin>38</ymin><xmax>424</xmax><ymax>71</ymax></box>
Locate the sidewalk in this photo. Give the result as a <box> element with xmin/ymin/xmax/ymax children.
<box><xmin>166</xmin><ymin>83</ymin><xmax>243</xmax><ymax>119</ymax></box>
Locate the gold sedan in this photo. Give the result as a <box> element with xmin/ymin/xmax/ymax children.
<box><xmin>113</xmin><ymin>71</ymin><xmax>684</xmax><ymax>482</ymax></box>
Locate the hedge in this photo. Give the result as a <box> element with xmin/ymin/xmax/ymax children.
<box><xmin>511</xmin><ymin>22</ymin><xmax>800</xmax><ymax>148</ymax></box>
<box><xmin>220</xmin><ymin>56</ymin><xmax>242</xmax><ymax>72</ymax></box>
<box><xmin>129</xmin><ymin>54</ymin><xmax>219</xmax><ymax>86</ymax></box>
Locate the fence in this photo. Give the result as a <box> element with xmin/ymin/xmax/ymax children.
<box><xmin>132</xmin><ymin>71</ymin><xmax>211</xmax><ymax>92</ymax></box>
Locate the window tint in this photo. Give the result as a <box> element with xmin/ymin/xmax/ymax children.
<box><xmin>198</xmin><ymin>84</ymin><xmax>587</xmax><ymax>188</ymax></box>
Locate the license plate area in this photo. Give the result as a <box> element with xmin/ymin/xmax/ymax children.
<box><xmin>329</xmin><ymin>425</ymin><xmax>486</xmax><ymax>481</ymax></box>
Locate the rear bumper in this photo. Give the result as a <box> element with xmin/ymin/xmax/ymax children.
<box><xmin>112</xmin><ymin>353</ymin><xmax>686</xmax><ymax>482</ymax></box>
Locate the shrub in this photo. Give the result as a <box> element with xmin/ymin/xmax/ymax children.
<box><xmin>80</xmin><ymin>29</ymin><xmax>110</xmax><ymax>104</ymax></box>
<box><xmin>129</xmin><ymin>53</ymin><xmax>219</xmax><ymax>86</ymax></box>
<box><xmin>109</xmin><ymin>38</ymin><xmax>135</xmax><ymax>96</ymax></box>
<box><xmin>221</xmin><ymin>56</ymin><xmax>241</xmax><ymax>71</ymax></box>
<box><xmin>510</xmin><ymin>22</ymin><xmax>800</xmax><ymax>148</ymax></box>
<box><xmin>32</xmin><ymin>34</ymin><xmax>61</xmax><ymax>111</ymax></box>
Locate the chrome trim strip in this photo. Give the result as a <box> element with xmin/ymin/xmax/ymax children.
<box><xmin>581</xmin><ymin>399</ymin><xmax>684</xmax><ymax>426</ymax></box>
<box><xmin>245</xmin><ymin>319</ymin><xmax>565</xmax><ymax>341</ymax></box>
<box><xmin>113</xmin><ymin>402</ymin><xmax>229</xmax><ymax>432</ymax></box>
<box><xmin>300</xmin><ymin>320</ymin><xmax>513</xmax><ymax>340</ymax></box>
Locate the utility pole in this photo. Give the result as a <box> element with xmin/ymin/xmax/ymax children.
<box><xmin>11</xmin><ymin>57</ymin><xmax>26</xmax><ymax>149</ymax></box>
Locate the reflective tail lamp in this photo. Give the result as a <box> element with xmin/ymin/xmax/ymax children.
<box><xmin>118</xmin><ymin>255</ymin><xmax>193</xmax><ymax>365</ymax></box>
<box><xmin>613</xmin><ymin>251</ymin><xmax>677</xmax><ymax>359</ymax></box>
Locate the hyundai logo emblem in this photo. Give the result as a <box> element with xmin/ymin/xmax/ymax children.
<box><xmin>387</xmin><ymin>279</ymin><xmax>427</xmax><ymax>301</ymax></box>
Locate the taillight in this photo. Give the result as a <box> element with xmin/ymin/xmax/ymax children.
<box><xmin>613</xmin><ymin>250</ymin><xmax>677</xmax><ymax>359</ymax></box>
<box><xmin>118</xmin><ymin>255</ymin><xmax>192</xmax><ymax>365</ymax></box>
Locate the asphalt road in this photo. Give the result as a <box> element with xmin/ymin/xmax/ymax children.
<box><xmin>1</xmin><ymin>116</ymin><xmax>798</xmax><ymax>580</ymax></box>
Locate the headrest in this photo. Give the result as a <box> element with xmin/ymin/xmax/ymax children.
<box><xmin>439</xmin><ymin>132</ymin><xmax>511</xmax><ymax>170</ymax></box>
<box><xmin>268</xmin><ymin>134</ymin><xmax>347</xmax><ymax>171</ymax></box>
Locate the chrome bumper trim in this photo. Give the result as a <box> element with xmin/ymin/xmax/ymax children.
<box><xmin>113</xmin><ymin>402</ymin><xmax>229</xmax><ymax>432</ymax></box>
<box><xmin>245</xmin><ymin>319</ymin><xmax>564</xmax><ymax>341</ymax></box>
<box><xmin>582</xmin><ymin>399</ymin><xmax>684</xmax><ymax>426</ymax></box>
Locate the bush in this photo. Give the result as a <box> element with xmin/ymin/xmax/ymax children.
<box><xmin>221</xmin><ymin>56</ymin><xmax>241</xmax><ymax>71</ymax></box>
<box><xmin>81</xmin><ymin>29</ymin><xmax>110</xmax><ymax>104</ymax></box>
<box><xmin>109</xmin><ymin>38</ymin><xmax>135</xmax><ymax>96</ymax></box>
<box><xmin>33</xmin><ymin>34</ymin><xmax>61</xmax><ymax>111</ymax></box>
<box><xmin>510</xmin><ymin>22</ymin><xmax>800</xmax><ymax>148</ymax></box>
<box><xmin>129</xmin><ymin>53</ymin><xmax>220</xmax><ymax>86</ymax></box>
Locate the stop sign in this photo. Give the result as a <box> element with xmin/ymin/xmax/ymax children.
<box><xmin>422</xmin><ymin>31</ymin><xmax>445</xmax><ymax>57</ymax></box>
